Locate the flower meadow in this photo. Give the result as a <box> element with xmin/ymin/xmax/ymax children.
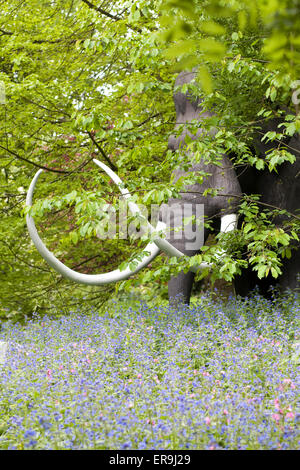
<box><xmin>0</xmin><ymin>292</ymin><xmax>299</xmax><ymax>450</ymax></box>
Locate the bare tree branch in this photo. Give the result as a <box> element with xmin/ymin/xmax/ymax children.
<box><xmin>0</xmin><ymin>27</ymin><xmax>13</xmax><ymax>35</ymax></box>
<box><xmin>0</xmin><ymin>145</ymin><xmax>70</xmax><ymax>173</ymax></box>
<box><xmin>87</xmin><ymin>131</ymin><xmax>118</xmax><ymax>171</ymax></box>
<box><xmin>0</xmin><ymin>144</ymin><xmax>96</xmax><ymax>176</ymax></box>
<box><xmin>81</xmin><ymin>0</ymin><xmax>142</xmax><ymax>33</ymax></box>
<box><xmin>81</xmin><ymin>0</ymin><xmax>122</xmax><ymax>20</ymax></box>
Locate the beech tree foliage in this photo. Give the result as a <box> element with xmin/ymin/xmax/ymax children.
<box><xmin>0</xmin><ymin>0</ymin><xmax>299</xmax><ymax>319</ymax></box>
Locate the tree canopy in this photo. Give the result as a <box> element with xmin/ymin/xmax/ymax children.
<box><xmin>0</xmin><ymin>0</ymin><xmax>299</xmax><ymax>320</ymax></box>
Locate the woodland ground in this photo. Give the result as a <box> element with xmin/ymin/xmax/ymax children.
<box><xmin>0</xmin><ymin>291</ymin><xmax>299</xmax><ymax>450</ymax></box>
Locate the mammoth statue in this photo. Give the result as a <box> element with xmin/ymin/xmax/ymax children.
<box><xmin>26</xmin><ymin>70</ymin><xmax>299</xmax><ymax>304</ymax></box>
<box><xmin>160</xmin><ymin>70</ymin><xmax>300</xmax><ymax>302</ymax></box>
<box><xmin>159</xmin><ymin>70</ymin><xmax>242</xmax><ymax>304</ymax></box>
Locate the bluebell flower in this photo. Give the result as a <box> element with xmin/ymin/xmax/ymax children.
<box><xmin>24</xmin><ymin>430</ymin><xmax>36</xmax><ymax>439</ymax></box>
<box><xmin>38</xmin><ymin>417</ymin><xmax>52</xmax><ymax>430</ymax></box>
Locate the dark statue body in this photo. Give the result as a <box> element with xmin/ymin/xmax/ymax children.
<box><xmin>236</xmin><ymin>119</ymin><xmax>300</xmax><ymax>296</ymax></box>
<box><xmin>162</xmin><ymin>70</ymin><xmax>299</xmax><ymax>304</ymax></box>
<box><xmin>26</xmin><ymin>70</ymin><xmax>299</xmax><ymax>305</ymax></box>
<box><xmin>160</xmin><ymin>70</ymin><xmax>242</xmax><ymax>304</ymax></box>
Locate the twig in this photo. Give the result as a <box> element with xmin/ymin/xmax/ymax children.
<box><xmin>0</xmin><ymin>145</ymin><xmax>70</xmax><ymax>174</ymax></box>
<box><xmin>81</xmin><ymin>0</ymin><xmax>142</xmax><ymax>33</ymax></box>
<box><xmin>87</xmin><ymin>131</ymin><xmax>118</xmax><ymax>171</ymax></box>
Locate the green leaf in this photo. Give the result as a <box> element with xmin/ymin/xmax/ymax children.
<box><xmin>197</xmin><ymin>38</ymin><xmax>226</xmax><ymax>62</ymax></box>
<box><xmin>70</xmin><ymin>232</ymin><xmax>79</xmax><ymax>245</ymax></box>
<box><xmin>197</xmin><ymin>65</ymin><xmax>213</xmax><ymax>94</ymax></box>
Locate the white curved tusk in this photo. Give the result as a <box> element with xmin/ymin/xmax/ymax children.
<box><xmin>220</xmin><ymin>213</ymin><xmax>238</xmax><ymax>233</ymax></box>
<box><xmin>93</xmin><ymin>159</ymin><xmax>187</xmax><ymax>259</ymax></box>
<box><xmin>26</xmin><ymin>168</ymin><xmax>163</xmax><ymax>285</ymax></box>
<box><xmin>93</xmin><ymin>160</ymin><xmax>238</xmax><ymax>273</ymax></box>
<box><xmin>27</xmin><ymin>158</ymin><xmax>239</xmax><ymax>284</ymax></box>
